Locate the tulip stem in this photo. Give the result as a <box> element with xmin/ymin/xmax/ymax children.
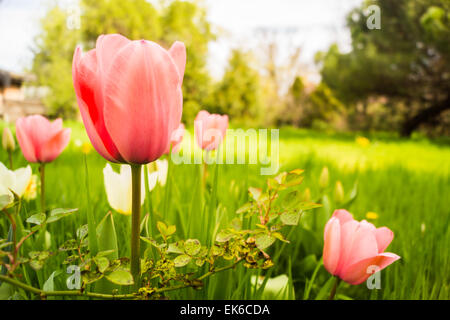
<box><xmin>8</xmin><ymin>151</ymin><xmax>13</xmax><ymax>169</ymax></box>
<box><xmin>39</xmin><ymin>163</ymin><xmax>45</xmax><ymax>212</ymax></box>
<box><xmin>328</xmin><ymin>276</ymin><xmax>340</xmax><ymax>300</ymax></box>
<box><xmin>130</xmin><ymin>164</ymin><xmax>142</xmax><ymax>289</ymax></box>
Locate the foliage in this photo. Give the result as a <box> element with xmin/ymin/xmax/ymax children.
<box><xmin>318</xmin><ymin>0</ymin><xmax>450</xmax><ymax>136</ymax></box>
<box><xmin>32</xmin><ymin>0</ymin><xmax>214</xmax><ymax>121</ymax></box>
<box><xmin>207</xmin><ymin>50</ymin><xmax>263</xmax><ymax>125</ymax></box>
<box><xmin>0</xmin><ymin>166</ymin><xmax>322</xmax><ymax>299</ymax></box>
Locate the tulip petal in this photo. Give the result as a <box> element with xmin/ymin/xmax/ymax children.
<box><xmin>15</xmin><ymin>118</ymin><xmax>37</xmax><ymax>162</ymax></box>
<box><xmin>73</xmin><ymin>47</ymin><xmax>124</xmax><ymax>163</ymax></box>
<box><xmin>345</xmin><ymin>222</ymin><xmax>379</xmax><ymax>267</ymax></box>
<box><xmin>0</xmin><ymin>184</ymin><xmax>13</xmax><ymax>210</ymax></box>
<box><xmin>156</xmin><ymin>159</ymin><xmax>168</xmax><ymax>186</ymax></box>
<box><xmin>12</xmin><ymin>165</ymin><xmax>32</xmax><ymax>197</ymax></box>
<box><xmin>104</xmin><ymin>164</ymin><xmax>132</xmax><ymax>215</ymax></box>
<box><xmin>323</xmin><ymin>217</ymin><xmax>341</xmax><ymax>275</ymax></box>
<box><xmin>339</xmin><ymin>252</ymin><xmax>400</xmax><ymax>285</ymax></box>
<box><xmin>169</xmin><ymin>41</ymin><xmax>186</xmax><ymax>82</ymax></box>
<box><xmin>335</xmin><ymin>220</ymin><xmax>359</xmax><ymax>274</ymax></box>
<box><xmin>96</xmin><ymin>34</ymin><xmax>131</xmax><ymax>74</ymax></box>
<box><xmin>0</xmin><ymin>162</ymin><xmax>15</xmax><ymax>190</ymax></box>
<box><xmin>332</xmin><ymin>209</ymin><xmax>354</xmax><ymax>225</ymax></box>
<box><xmin>39</xmin><ymin>128</ymin><xmax>71</xmax><ymax>163</ymax></box>
<box><xmin>104</xmin><ymin>40</ymin><xmax>182</xmax><ymax>164</ymax></box>
<box><xmin>375</xmin><ymin>227</ymin><xmax>394</xmax><ymax>253</ymax></box>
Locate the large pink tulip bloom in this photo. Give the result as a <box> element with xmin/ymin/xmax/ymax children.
<box><xmin>164</xmin><ymin>123</ymin><xmax>185</xmax><ymax>154</ymax></box>
<box><xmin>323</xmin><ymin>209</ymin><xmax>400</xmax><ymax>285</ymax></box>
<box><xmin>194</xmin><ymin>110</ymin><xmax>228</xmax><ymax>151</ymax></box>
<box><xmin>72</xmin><ymin>34</ymin><xmax>186</xmax><ymax>164</ymax></box>
<box><xmin>15</xmin><ymin>115</ymin><xmax>71</xmax><ymax>163</ymax></box>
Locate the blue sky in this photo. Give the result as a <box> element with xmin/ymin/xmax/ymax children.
<box><xmin>0</xmin><ymin>0</ymin><xmax>363</xmax><ymax>81</ymax></box>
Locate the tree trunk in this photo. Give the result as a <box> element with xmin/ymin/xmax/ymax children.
<box><xmin>401</xmin><ymin>97</ymin><xmax>450</xmax><ymax>137</ymax></box>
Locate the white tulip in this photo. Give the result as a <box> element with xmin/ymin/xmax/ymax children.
<box><xmin>147</xmin><ymin>159</ymin><xmax>168</xmax><ymax>191</ymax></box>
<box><xmin>0</xmin><ymin>184</ymin><xmax>13</xmax><ymax>210</ymax></box>
<box><xmin>0</xmin><ymin>162</ymin><xmax>32</xmax><ymax>198</ymax></box>
<box><xmin>103</xmin><ymin>163</ymin><xmax>145</xmax><ymax>215</ymax></box>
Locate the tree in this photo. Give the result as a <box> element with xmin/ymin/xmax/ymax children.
<box><xmin>209</xmin><ymin>49</ymin><xmax>263</xmax><ymax>125</ymax></box>
<box><xmin>31</xmin><ymin>6</ymin><xmax>80</xmax><ymax>117</ymax></box>
<box><xmin>318</xmin><ymin>0</ymin><xmax>450</xmax><ymax>136</ymax></box>
<box><xmin>31</xmin><ymin>0</ymin><xmax>214</xmax><ymax>120</ymax></box>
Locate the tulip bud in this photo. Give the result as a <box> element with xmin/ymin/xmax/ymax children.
<box><xmin>319</xmin><ymin>166</ymin><xmax>329</xmax><ymax>189</ymax></box>
<box><xmin>302</xmin><ymin>188</ymin><xmax>311</xmax><ymax>202</ymax></box>
<box><xmin>2</xmin><ymin>127</ymin><xmax>15</xmax><ymax>152</ymax></box>
<box><xmin>44</xmin><ymin>231</ymin><xmax>52</xmax><ymax>250</ymax></box>
<box><xmin>334</xmin><ymin>181</ymin><xmax>344</xmax><ymax>203</ymax></box>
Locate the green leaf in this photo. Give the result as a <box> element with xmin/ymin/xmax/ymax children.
<box><xmin>46</xmin><ymin>208</ymin><xmax>78</xmax><ymax>223</ymax></box>
<box><xmin>94</xmin><ymin>256</ymin><xmax>110</xmax><ymax>273</ymax></box>
<box><xmin>0</xmin><ymin>241</ymin><xmax>12</xmax><ymax>250</ymax></box>
<box><xmin>184</xmin><ymin>239</ymin><xmax>201</xmax><ymax>256</ymax></box>
<box><xmin>215</xmin><ymin>229</ymin><xmax>234</xmax><ymax>242</ymax></box>
<box><xmin>59</xmin><ymin>239</ymin><xmax>78</xmax><ymax>251</ymax></box>
<box><xmin>96</xmin><ymin>212</ymin><xmax>118</xmax><ymax>260</ymax></box>
<box><xmin>280</xmin><ymin>211</ymin><xmax>301</xmax><ymax>226</ymax></box>
<box><xmin>283</xmin><ymin>175</ymin><xmax>304</xmax><ymax>188</ymax></box>
<box><xmin>95</xmin><ymin>212</ymin><xmax>119</xmax><ymax>293</ymax></box>
<box><xmin>174</xmin><ymin>254</ymin><xmax>191</xmax><ymax>267</ymax></box>
<box><xmin>76</xmin><ymin>224</ymin><xmax>88</xmax><ymax>240</ymax></box>
<box><xmin>255</xmin><ymin>234</ymin><xmax>276</xmax><ymax>250</ymax></box>
<box><xmin>315</xmin><ymin>277</ymin><xmax>336</xmax><ymax>300</ymax></box>
<box><xmin>157</xmin><ymin>221</ymin><xmax>168</xmax><ymax>236</ymax></box>
<box><xmin>167</xmin><ymin>242</ymin><xmax>184</xmax><ymax>254</ymax></box>
<box><xmin>82</xmin><ymin>271</ymin><xmax>103</xmax><ymax>285</ymax></box>
<box><xmin>236</xmin><ymin>202</ymin><xmax>252</xmax><ymax>214</ymax></box>
<box><xmin>29</xmin><ymin>259</ymin><xmax>45</xmax><ymax>270</ymax></box>
<box><xmin>43</xmin><ymin>270</ymin><xmax>61</xmax><ymax>292</ymax></box>
<box><xmin>166</xmin><ymin>225</ymin><xmax>176</xmax><ymax>237</ymax></box>
<box><xmin>248</xmin><ymin>187</ymin><xmax>262</xmax><ymax>201</ymax></box>
<box><xmin>105</xmin><ymin>268</ymin><xmax>134</xmax><ymax>286</ymax></box>
<box><xmin>26</xmin><ymin>213</ymin><xmax>46</xmax><ymax>225</ymax></box>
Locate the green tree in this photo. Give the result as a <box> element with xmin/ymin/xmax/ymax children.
<box><xmin>31</xmin><ymin>6</ymin><xmax>80</xmax><ymax>117</ymax></box>
<box><xmin>318</xmin><ymin>0</ymin><xmax>450</xmax><ymax>136</ymax></box>
<box><xmin>31</xmin><ymin>0</ymin><xmax>214</xmax><ymax>120</ymax></box>
<box><xmin>209</xmin><ymin>50</ymin><xmax>263</xmax><ymax>125</ymax></box>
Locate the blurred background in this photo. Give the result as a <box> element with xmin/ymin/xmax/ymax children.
<box><xmin>0</xmin><ymin>0</ymin><xmax>449</xmax><ymax>137</ymax></box>
<box><xmin>0</xmin><ymin>1</ymin><xmax>449</xmax><ymax>300</ymax></box>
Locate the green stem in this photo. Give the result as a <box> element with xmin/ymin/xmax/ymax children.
<box><xmin>84</xmin><ymin>155</ymin><xmax>98</xmax><ymax>256</ymax></box>
<box><xmin>4</xmin><ymin>211</ymin><xmax>16</xmax><ymax>263</ymax></box>
<box><xmin>8</xmin><ymin>151</ymin><xmax>13</xmax><ymax>169</ymax></box>
<box><xmin>39</xmin><ymin>163</ymin><xmax>45</xmax><ymax>213</ymax></box>
<box><xmin>130</xmin><ymin>164</ymin><xmax>142</xmax><ymax>288</ymax></box>
<box><xmin>328</xmin><ymin>276</ymin><xmax>340</xmax><ymax>300</ymax></box>
<box><xmin>0</xmin><ymin>260</ymin><xmax>241</xmax><ymax>299</ymax></box>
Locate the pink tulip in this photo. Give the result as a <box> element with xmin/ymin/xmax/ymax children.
<box><xmin>323</xmin><ymin>209</ymin><xmax>400</xmax><ymax>285</ymax></box>
<box><xmin>15</xmin><ymin>115</ymin><xmax>71</xmax><ymax>163</ymax></box>
<box><xmin>72</xmin><ymin>34</ymin><xmax>186</xmax><ymax>164</ymax></box>
<box><xmin>164</xmin><ymin>123</ymin><xmax>185</xmax><ymax>154</ymax></box>
<box><xmin>194</xmin><ymin>110</ymin><xmax>228</xmax><ymax>151</ymax></box>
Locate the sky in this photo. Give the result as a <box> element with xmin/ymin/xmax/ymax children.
<box><xmin>0</xmin><ymin>0</ymin><xmax>363</xmax><ymax>81</ymax></box>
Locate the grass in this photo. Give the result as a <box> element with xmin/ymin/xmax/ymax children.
<box><xmin>0</xmin><ymin>121</ymin><xmax>449</xmax><ymax>300</ymax></box>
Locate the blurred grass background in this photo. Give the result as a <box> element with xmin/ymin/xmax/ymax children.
<box><xmin>1</xmin><ymin>121</ymin><xmax>448</xmax><ymax>299</ymax></box>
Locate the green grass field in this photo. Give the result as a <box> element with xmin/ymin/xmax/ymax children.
<box><xmin>1</xmin><ymin>121</ymin><xmax>449</xmax><ymax>300</ymax></box>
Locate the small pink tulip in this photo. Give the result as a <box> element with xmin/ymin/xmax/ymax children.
<box><xmin>323</xmin><ymin>209</ymin><xmax>400</xmax><ymax>285</ymax></box>
<box><xmin>164</xmin><ymin>123</ymin><xmax>185</xmax><ymax>154</ymax></box>
<box><xmin>194</xmin><ymin>110</ymin><xmax>228</xmax><ymax>151</ymax></box>
<box><xmin>72</xmin><ymin>34</ymin><xmax>186</xmax><ymax>164</ymax></box>
<box><xmin>15</xmin><ymin>115</ymin><xmax>71</xmax><ymax>163</ymax></box>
